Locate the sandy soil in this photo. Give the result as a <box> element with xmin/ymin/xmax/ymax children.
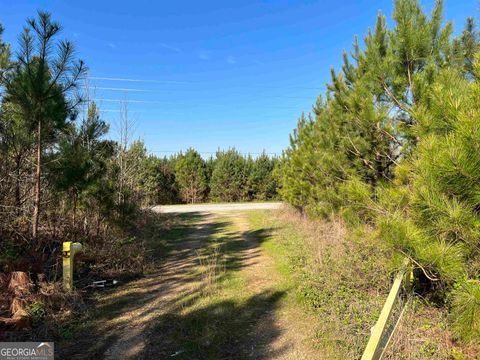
<box><xmin>103</xmin><ymin>215</ymin><xmax>215</xmax><ymax>359</ymax></box>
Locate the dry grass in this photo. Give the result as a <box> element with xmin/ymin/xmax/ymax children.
<box><xmin>252</xmin><ymin>206</ymin><xmax>480</xmax><ymax>359</ymax></box>
<box><xmin>0</xmin><ymin>208</ymin><xmax>165</xmax><ymax>342</ymax></box>
<box><xmin>274</xmin><ymin>206</ymin><xmax>347</xmax><ymax>266</ymax></box>
<box><xmin>0</xmin><ymin>270</ymin><xmax>85</xmax><ymax>341</ymax></box>
<box><xmin>248</xmin><ymin>206</ymin><xmax>390</xmax><ymax>357</ymax></box>
<box><xmin>384</xmin><ymin>299</ymin><xmax>480</xmax><ymax>359</ymax></box>
<box><xmin>196</xmin><ymin>246</ymin><xmax>225</xmax><ymax>295</ymax></box>
<box><xmin>58</xmin><ymin>210</ymin><xmax>320</xmax><ymax>359</ymax></box>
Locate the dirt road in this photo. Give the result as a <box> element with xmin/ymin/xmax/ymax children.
<box><xmin>152</xmin><ymin>202</ymin><xmax>283</xmax><ymax>213</ymax></box>
<box><xmin>60</xmin><ymin>205</ymin><xmax>316</xmax><ymax>359</ymax></box>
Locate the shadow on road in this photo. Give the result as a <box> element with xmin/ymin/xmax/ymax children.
<box><xmin>58</xmin><ymin>211</ymin><xmax>284</xmax><ymax>360</ymax></box>
<box><xmin>139</xmin><ymin>289</ymin><xmax>287</xmax><ymax>360</ymax></box>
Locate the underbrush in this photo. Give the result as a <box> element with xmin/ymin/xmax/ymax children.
<box><xmin>384</xmin><ymin>299</ymin><xmax>479</xmax><ymax>360</ymax></box>
<box><xmin>0</xmin><ymin>209</ymin><xmax>165</xmax><ymax>341</ymax></box>
<box><xmin>248</xmin><ymin>207</ymin><xmax>471</xmax><ymax>359</ymax></box>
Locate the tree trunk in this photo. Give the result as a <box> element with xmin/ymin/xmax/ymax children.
<box><xmin>15</xmin><ymin>153</ymin><xmax>21</xmax><ymax>216</ymax></box>
<box><xmin>72</xmin><ymin>190</ymin><xmax>77</xmax><ymax>240</ymax></box>
<box><xmin>32</xmin><ymin>120</ymin><xmax>42</xmax><ymax>240</ymax></box>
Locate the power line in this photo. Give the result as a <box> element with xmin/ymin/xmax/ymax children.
<box><xmin>93</xmin><ymin>88</ymin><xmax>315</xmax><ymax>99</ymax></box>
<box><xmin>87</xmin><ymin>76</ymin><xmax>324</xmax><ymax>92</ymax></box>
<box><xmin>93</xmin><ymin>98</ymin><xmax>165</xmax><ymax>104</ymax></box>
<box><xmin>90</xmin><ymin>76</ymin><xmax>188</xmax><ymax>84</ymax></box>
<box><xmin>91</xmin><ymin>99</ymin><xmax>307</xmax><ymax>111</ymax></box>
<box><xmin>92</xmin><ymin>94</ymin><xmax>315</xmax><ymax>101</ymax></box>
<box><xmin>95</xmin><ymin>87</ymin><xmax>154</xmax><ymax>92</ymax></box>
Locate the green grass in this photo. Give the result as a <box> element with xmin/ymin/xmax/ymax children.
<box><xmin>247</xmin><ymin>208</ymin><xmax>473</xmax><ymax>359</ymax></box>
<box><xmin>58</xmin><ymin>208</ymin><xmax>475</xmax><ymax>359</ymax></box>
<box><xmin>140</xmin><ymin>212</ymin><xmax>289</xmax><ymax>359</ymax></box>
<box><xmin>59</xmin><ymin>210</ymin><xmax>292</xmax><ymax>359</ymax></box>
<box><xmin>246</xmin><ymin>209</ymin><xmax>394</xmax><ymax>358</ymax></box>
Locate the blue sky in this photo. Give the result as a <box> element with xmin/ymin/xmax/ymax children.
<box><xmin>0</xmin><ymin>0</ymin><xmax>477</xmax><ymax>156</ymax></box>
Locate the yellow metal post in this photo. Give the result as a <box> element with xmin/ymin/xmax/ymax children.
<box><xmin>361</xmin><ymin>271</ymin><xmax>404</xmax><ymax>360</ymax></box>
<box><xmin>63</xmin><ymin>241</ymin><xmax>82</xmax><ymax>292</ymax></box>
<box><xmin>361</xmin><ymin>259</ymin><xmax>411</xmax><ymax>360</ymax></box>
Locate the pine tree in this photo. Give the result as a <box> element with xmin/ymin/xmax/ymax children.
<box><xmin>0</xmin><ymin>23</ymin><xmax>10</xmax><ymax>81</ymax></box>
<box><xmin>52</xmin><ymin>102</ymin><xmax>110</xmax><ymax>228</ymax></box>
<box><xmin>278</xmin><ymin>0</ymin><xmax>480</xmax><ymax>341</ymax></box>
<box><xmin>175</xmin><ymin>148</ymin><xmax>207</xmax><ymax>203</ymax></box>
<box><xmin>247</xmin><ymin>152</ymin><xmax>277</xmax><ymax>200</ymax></box>
<box><xmin>460</xmin><ymin>17</ymin><xmax>479</xmax><ymax>78</ymax></box>
<box><xmin>139</xmin><ymin>156</ymin><xmax>179</xmax><ymax>205</ymax></box>
<box><xmin>0</xmin><ymin>102</ymin><xmax>35</xmax><ymax>212</ymax></box>
<box><xmin>3</xmin><ymin>11</ymin><xmax>86</xmax><ymax>239</ymax></box>
<box><xmin>378</xmin><ymin>62</ymin><xmax>480</xmax><ymax>341</ymax></box>
<box><xmin>210</xmin><ymin>149</ymin><xmax>248</xmax><ymax>202</ymax></box>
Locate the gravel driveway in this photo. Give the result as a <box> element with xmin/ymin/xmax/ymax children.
<box><xmin>152</xmin><ymin>202</ymin><xmax>282</xmax><ymax>213</ymax></box>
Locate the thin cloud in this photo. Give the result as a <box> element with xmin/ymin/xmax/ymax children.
<box><xmin>108</xmin><ymin>42</ymin><xmax>116</xmax><ymax>48</ymax></box>
<box><xmin>90</xmin><ymin>76</ymin><xmax>188</xmax><ymax>84</ymax></box>
<box><xmin>227</xmin><ymin>55</ymin><xmax>236</xmax><ymax>65</ymax></box>
<box><xmin>159</xmin><ymin>43</ymin><xmax>181</xmax><ymax>53</ymax></box>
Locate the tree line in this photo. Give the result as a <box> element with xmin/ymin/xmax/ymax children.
<box><xmin>138</xmin><ymin>147</ymin><xmax>278</xmax><ymax>205</ymax></box>
<box><xmin>277</xmin><ymin>0</ymin><xmax>480</xmax><ymax>343</ymax></box>
<box><xmin>0</xmin><ymin>11</ymin><xmax>278</xmax><ymax>285</ymax></box>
